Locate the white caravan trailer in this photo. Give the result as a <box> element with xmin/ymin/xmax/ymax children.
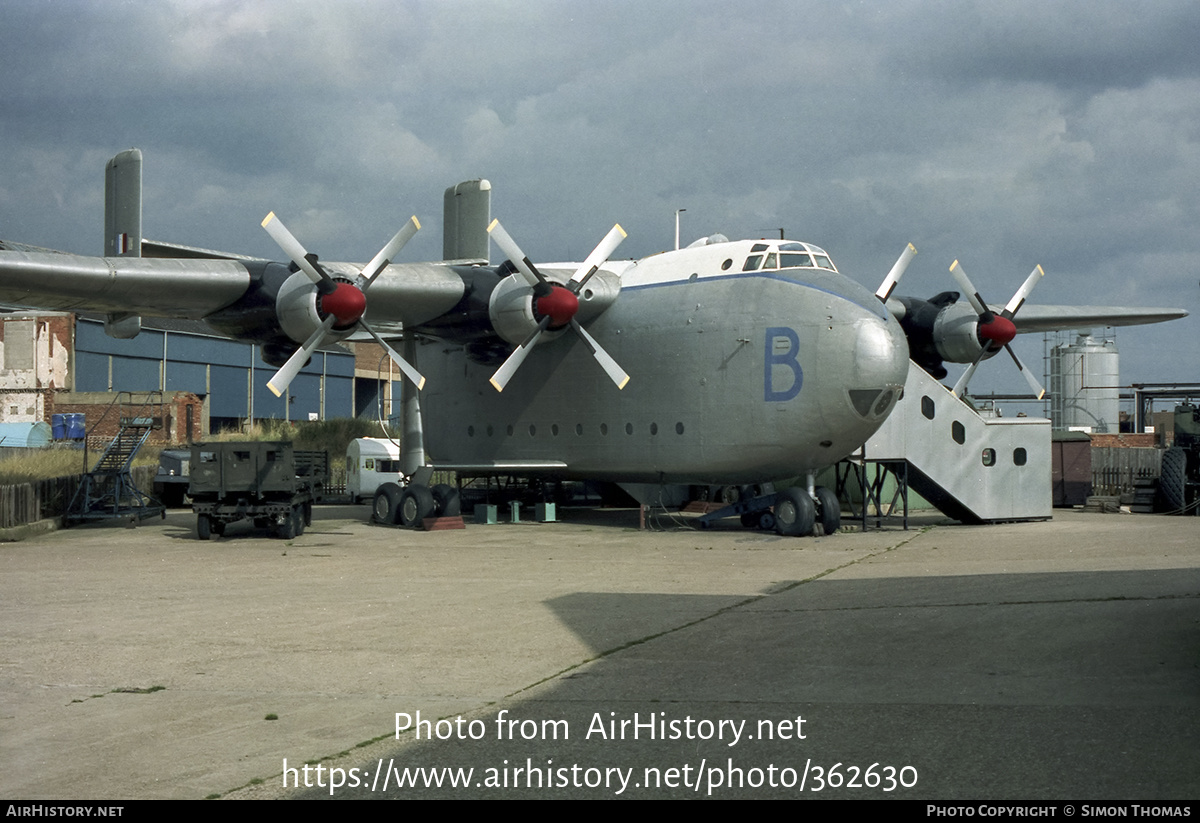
<box><xmin>346</xmin><ymin>438</ymin><xmax>403</xmax><ymax>503</ymax></box>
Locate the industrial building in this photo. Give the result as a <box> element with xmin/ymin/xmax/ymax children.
<box><xmin>0</xmin><ymin>308</ymin><xmax>400</xmax><ymax>442</ymax></box>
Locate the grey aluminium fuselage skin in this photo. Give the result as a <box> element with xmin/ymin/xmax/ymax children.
<box><xmin>417</xmin><ymin>238</ymin><xmax>911</xmax><ymax>485</ymax></box>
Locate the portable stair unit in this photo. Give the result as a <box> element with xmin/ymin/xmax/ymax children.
<box><xmin>66</xmin><ymin>392</ymin><xmax>165</xmax><ymax>525</ymax></box>
<box><xmin>860</xmin><ymin>363</ymin><xmax>1052</xmax><ymax>524</ymax></box>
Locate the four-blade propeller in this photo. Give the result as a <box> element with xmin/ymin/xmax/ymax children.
<box><xmin>487</xmin><ymin>219</ymin><xmax>629</xmax><ymax>392</ymax></box>
<box><xmin>261</xmin><ymin>212</ymin><xmax>425</xmax><ymax>396</ymax></box>
<box><xmin>948</xmin><ymin>260</ymin><xmax>1046</xmax><ymax>400</ymax></box>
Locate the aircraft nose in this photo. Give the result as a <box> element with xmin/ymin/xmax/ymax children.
<box><xmin>846</xmin><ymin>310</ymin><xmax>909</xmax><ymax>419</ymax></box>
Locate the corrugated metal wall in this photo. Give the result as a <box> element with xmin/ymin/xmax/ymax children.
<box><xmin>75</xmin><ymin>319</ymin><xmax>355</xmax><ymax>425</ymax></box>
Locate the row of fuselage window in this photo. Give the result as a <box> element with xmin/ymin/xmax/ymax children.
<box><xmin>466</xmin><ymin>422</ymin><xmax>687</xmax><ymax>438</ymax></box>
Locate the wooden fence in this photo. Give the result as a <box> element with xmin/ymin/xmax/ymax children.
<box><xmin>0</xmin><ymin>466</ymin><xmax>156</xmax><ymax>529</ymax></box>
<box><xmin>1090</xmin><ymin>447</ymin><xmax>1162</xmax><ymax>496</ymax></box>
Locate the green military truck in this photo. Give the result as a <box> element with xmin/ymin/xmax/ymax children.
<box><xmin>189</xmin><ymin>441</ymin><xmax>328</xmax><ymax>539</ymax></box>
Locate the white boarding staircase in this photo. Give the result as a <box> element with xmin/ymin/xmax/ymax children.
<box><xmin>863</xmin><ymin>362</ymin><xmax>1051</xmax><ymax>524</ymax></box>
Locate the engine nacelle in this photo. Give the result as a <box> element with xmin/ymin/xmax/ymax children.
<box><xmin>275</xmin><ymin>271</ymin><xmax>356</xmax><ymax>347</ymax></box>
<box><xmin>931</xmin><ymin>301</ymin><xmax>988</xmax><ymax>364</ymax></box>
<box><xmin>486</xmin><ymin>267</ymin><xmax>622</xmax><ymax>346</ymax></box>
<box><xmin>487</xmin><ymin>273</ymin><xmax>568</xmax><ymax>346</ymax></box>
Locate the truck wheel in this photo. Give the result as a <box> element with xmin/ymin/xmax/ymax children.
<box><xmin>399</xmin><ymin>484</ymin><xmax>435</xmax><ymax>527</ymax></box>
<box><xmin>774</xmin><ymin>488</ymin><xmax>815</xmax><ymax>537</ymax></box>
<box><xmin>303</xmin><ymin>501</ymin><xmax>313</xmax><ymax>527</ymax></box>
<box><xmin>277</xmin><ymin>512</ymin><xmax>297</xmax><ymax>540</ymax></box>
<box><xmin>197</xmin><ymin>515</ymin><xmax>212</xmax><ymax>541</ymax></box>
<box><xmin>293</xmin><ymin>506</ymin><xmax>305</xmax><ymax>536</ymax></box>
<box><xmin>814</xmin><ymin>486</ymin><xmax>841</xmax><ymax>535</ymax></box>
<box><xmin>432</xmin><ymin>484</ymin><xmax>461</xmax><ymax>517</ymax></box>
<box><xmin>373</xmin><ymin>483</ymin><xmax>404</xmax><ymax>525</ymax></box>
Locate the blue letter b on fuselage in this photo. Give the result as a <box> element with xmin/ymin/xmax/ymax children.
<box><xmin>764</xmin><ymin>326</ymin><xmax>802</xmax><ymax>402</ymax></box>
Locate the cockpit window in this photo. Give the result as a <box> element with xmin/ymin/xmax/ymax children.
<box><xmin>779</xmin><ymin>252</ymin><xmax>814</xmax><ymax>268</ymax></box>
<box><xmin>744</xmin><ymin>242</ymin><xmax>838</xmax><ymax>273</ymax></box>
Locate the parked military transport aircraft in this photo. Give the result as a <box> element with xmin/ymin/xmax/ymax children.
<box><xmin>0</xmin><ymin>150</ymin><xmax>1186</xmax><ymax>536</ymax></box>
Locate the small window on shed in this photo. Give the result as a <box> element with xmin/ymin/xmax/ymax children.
<box><xmin>951</xmin><ymin>421</ymin><xmax>965</xmax><ymax>444</ymax></box>
<box><xmin>982</xmin><ymin>448</ymin><xmax>996</xmax><ymax>467</ymax></box>
<box><xmin>1013</xmin><ymin>448</ymin><xmax>1027</xmax><ymax>466</ymax></box>
<box><xmin>921</xmin><ymin>396</ymin><xmax>935</xmax><ymax>420</ymax></box>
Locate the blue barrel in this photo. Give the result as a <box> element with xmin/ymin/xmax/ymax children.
<box><xmin>66</xmin><ymin>413</ymin><xmax>86</xmax><ymax>440</ymax></box>
<box><xmin>51</xmin><ymin>414</ymin><xmax>66</xmax><ymax>440</ymax></box>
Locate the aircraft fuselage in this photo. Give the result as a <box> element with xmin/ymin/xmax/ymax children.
<box><xmin>417</xmin><ymin>239</ymin><xmax>910</xmax><ymax>485</ymax></box>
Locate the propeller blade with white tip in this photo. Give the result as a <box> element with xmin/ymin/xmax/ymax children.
<box><xmin>262</xmin><ymin>212</ymin><xmax>331</xmax><ymax>288</ymax></box>
<box><xmin>569</xmin><ymin>224</ymin><xmax>627</xmax><ymax>289</ymax></box>
<box><xmin>267</xmin><ymin>316</ymin><xmax>336</xmax><ymax>397</ymax></box>
<box><xmin>362</xmin><ymin>216</ymin><xmax>421</xmax><ymax>289</ymax></box>
<box><xmin>950</xmin><ymin>354</ymin><xmax>983</xmax><ymax>398</ymax></box>
<box><xmin>1007</xmin><ymin>345</ymin><xmax>1047</xmax><ymax>399</ymax></box>
<box><xmin>875</xmin><ymin>243</ymin><xmax>917</xmax><ymax>303</ymax></box>
<box><xmin>488</xmin><ymin>219</ymin><xmax>548</xmax><ymax>291</ymax></box>
<box><xmin>948</xmin><ymin>260</ymin><xmax>991</xmax><ymax>317</ymax></box>
<box><xmin>570</xmin><ymin>318</ymin><xmax>629</xmax><ymax>389</ymax></box>
<box><xmin>1002</xmin><ymin>264</ymin><xmax>1044</xmax><ymax>319</ymax></box>
<box><xmin>360</xmin><ymin>323</ymin><xmax>426</xmax><ymax>390</ymax></box>
<box><xmin>489</xmin><ymin>317</ymin><xmax>551</xmax><ymax>392</ymax></box>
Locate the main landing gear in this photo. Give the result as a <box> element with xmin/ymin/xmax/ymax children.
<box><xmin>373</xmin><ymin>481</ymin><xmax>461</xmax><ymax>527</ymax></box>
<box><xmin>697</xmin><ymin>482</ymin><xmax>841</xmax><ymax>537</ymax></box>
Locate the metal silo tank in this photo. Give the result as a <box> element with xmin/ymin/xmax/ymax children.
<box><xmin>1050</xmin><ymin>334</ymin><xmax>1119</xmax><ymax>433</ymax></box>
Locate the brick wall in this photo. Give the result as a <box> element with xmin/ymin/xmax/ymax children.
<box><xmin>48</xmin><ymin>391</ymin><xmax>204</xmax><ymax>446</ymax></box>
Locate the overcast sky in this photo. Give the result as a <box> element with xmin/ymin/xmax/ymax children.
<box><xmin>2</xmin><ymin>0</ymin><xmax>1197</xmax><ymax>405</ymax></box>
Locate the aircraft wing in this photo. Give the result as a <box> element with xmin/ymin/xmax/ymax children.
<box><xmin>1011</xmin><ymin>304</ymin><xmax>1187</xmax><ymax>333</ymax></box>
<box><xmin>0</xmin><ymin>249</ymin><xmax>251</xmax><ymax>318</ymax></box>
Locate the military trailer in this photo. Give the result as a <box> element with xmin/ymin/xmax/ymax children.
<box><xmin>189</xmin><ymin>441</ymin><xmax>328</xmax><ymax>539</ymax></box>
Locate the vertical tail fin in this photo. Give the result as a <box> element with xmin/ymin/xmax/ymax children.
<box><xmin>442</xmin><ymin>179</ymin><xmax>491</xmax><ymax>262</ymax></box>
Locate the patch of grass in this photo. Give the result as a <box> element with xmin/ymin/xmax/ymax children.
<box><xmin>0</xmin><ymin>444</ymin><xmax>163</xmax><ymax>484</ymax></box>
<box><xmin>264</xmin><ymin>713</ymin><xmax>278</xmax><ymax>721</ymax></box>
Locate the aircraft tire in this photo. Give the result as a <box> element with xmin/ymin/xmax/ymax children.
<box><xmin>432</xmin><ymin>484</ymin><xmax>461</xmax><ymax>517</ymax></box>
<box><xmin>197</xmin><ymin>515</ymin><xmax>212</xmax><ymax>541</ymax></box>
<box><xmin>399</xmin><ymin>484</ymin><xmax>436</xmax><ymax>527</ymax></box>
<box><xmin>373</xmin><ymin>483</ymin><xmax>404</xmax><ymax>525</ymax></box>
<box><xmin>774</xmin><ymin>488</ymin><xmax>815</xmax><ymax>537</ymax></box>
<box><xmin>815</xmin><ymin>486</ymin><xmax>841</xmax><ymax>535</ymax></box>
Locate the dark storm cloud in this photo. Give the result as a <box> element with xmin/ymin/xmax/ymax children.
<box><xmin>0</xmin><ymin>0</ymin><xmax>1196</xmax><ymax>390</ymax></box>
<box><xmin>884</xmin><ymin>0</ymin><xmax>1200</xmax><ymax>93</ymax></box>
